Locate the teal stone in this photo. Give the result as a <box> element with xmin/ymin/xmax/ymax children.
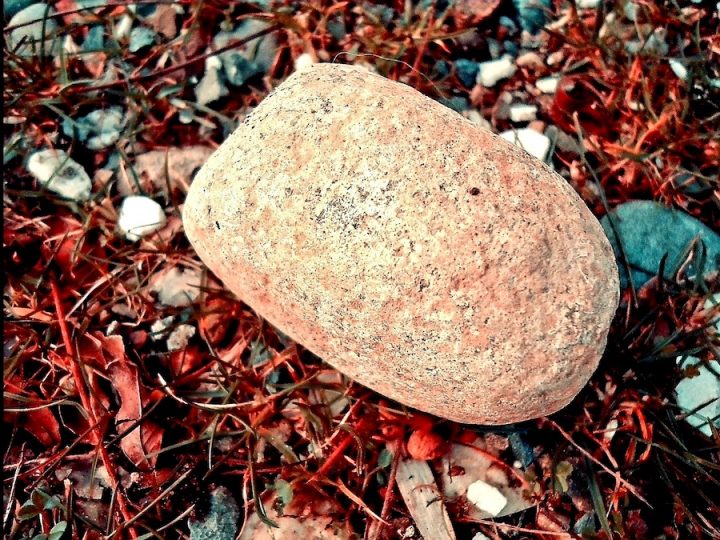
<box><xmin>188</xmin><ymin>487</ymin><xmax>239</xmax><ymax>540</ymax></box>
<box><xmin>4</xmin><ymin>0</ymin><xmax>35</xmax><ymax>19</ymax></box>
<box><xmin>600</xmin><ymin>201</ymin><xmax>720</xmax><ymax>289</ymax></box>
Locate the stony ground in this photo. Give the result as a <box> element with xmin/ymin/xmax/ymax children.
<box><xmin>3</xmin><ymin>0</ymin><xmax>719</xmax><ymax>539</ymax></box>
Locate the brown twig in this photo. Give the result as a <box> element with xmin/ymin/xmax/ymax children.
<box><xmin>50</xmin><ymin>277</ymin><xmax>139</xmax><ymax>539</ymax></box>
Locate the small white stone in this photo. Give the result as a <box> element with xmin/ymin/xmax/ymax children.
<box><xmin>152</xmin><ymin>267</ymin><xmax>202</xmax><ymax>307</ymax></box>
<box><xmin>466</xmin><ymin>480</ymin><xmax>508</xmax><ymax>516</ymax></box>
<box><xmin>625</xmin><ymin>28</ymin><xmax>668</xmax><ymax>56</ymax></box>
<box><xmin>206</xmin><ymin>55</ymin><xmax>222</xmax><ymax>71</ymax></box>
<box><xmin>515</xmin><ymin>51</ymin><xmax>543</xmax><ymax>68</ymax></box>
<box><xmin>83</xmin><ymin>108</ymin><xmax>125</xmax><ymax>150</ymax></box>
<box><xmin>113</xmin><ymin>14</ymin><xmax>133</xmax><ymax>40</ymax></box>
<box><xmin>150</xmin><ymin>316</ymin><xmax>174</xmax><ymax>340</ymax></box>
<box><xmin>27</xmin><ymin>149</ymin><xmax>92</xmax><ymax>201</ymax></box>
<box><xmin>576</xmin><ymin>0</ymin><xmax>600</xmax><ymax>8</ymax></box>
<box><xmin>624</xmin><ymin>1</ymin><xmax>639</xmax><ymax>21</ymax></box>
<box><xmin>117</xmin><ymin>195</ymin><xmax>167</xmax><ymax>241</ymax></box>
<box><xmin>195</xmin><ymin>66</ymin><xmax>229</xmax><ymax>106</ymax></box>
<box><xmin>546</xmin><ymin>51</ymin><xmax>565</xmax><ymax>66</ymax></box>
<box><xmin>675</xmin><ymin>356</ymin><xmax>720</xmax><ymax>437</ymax></box>
<box><xmin>500</xmin><ymin>128</ymin><xmax>551</xmax><ymax>161</ymax></box>
<box><xmin>669</xmin><ymin>59</ymin><xmax>688</xmax><ymax>81</ymax></box>
<box><xmin>603</xmin><ymin>418</ymin><xmax>619</xmax><ymax>442</ymax></box>
<box><xmin>63</xmin><ymin>35</ymin><xmax>80</xmax><ymax>55</ymax></box>
<box><xmin>8</xmin><ymin>4</ymin><xmax>59</xmax><ymax>57</ymax></box>
<box><xmin>536</xmin><ymin>76</ymin><xmax>559</xmax><ymax>93</ymax></box>
<box><xmin>509</xmin><ymin>104</ymin><xmax>537</xmax><ymax>123</ymax></box>
<box><xmin>294</xmin><ymin>53</ymin><xmax>316</xmax><ymax>72</ymax></box>
<box><xmin>472</xmin><ymin>533</ymin><xmax>491</xmax><ymax>540</ymax></box>
<box><xmin>167</xmin><ymin>324</ymin><xmax>196</xmax><ymax>351</ymax></box>
<box><xmin>476</xmin><ymin>56</ymin><xmax>517</xmax><ymax>87</ymax></box>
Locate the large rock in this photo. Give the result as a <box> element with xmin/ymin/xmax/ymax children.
<box><xmin>183</xmin><ymin>63</ymin><xmax>619</xmax><ymax>424</ymax></box>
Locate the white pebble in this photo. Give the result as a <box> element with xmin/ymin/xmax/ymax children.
<box><xmin>675</xmin><ymin>356</ymin><xmax>720</xmax><ymax>437</ymax></box>
<box><xmin>167</xmin><ymin>324</ymin><xmax>196</xmax><ymax>351</ymax></box>
<box><xmin>515</xmin><ymin>51</ymin><xmax>543</xmax><ymax>68</ymax></box>
<box><xmin>152</xmin><ymin>267</ymin><xmax>202</xmax><ymax>307</ymax></box>
<box><xmin>509</xmin><ymin>104</ymin><xmax>537</xmax><ymax>123</ymax></box>
<box><xmin>113</xmin><ymin>14</ymin><xmax>133</xmax><ymax>40</ymax></box>
<box><xmin>83</xmin><ymin>108</ymin><xmax>126</xmax><ymax>150</ymax></box>
<box><xmin>576</xmin><ymin>0</ymin><xmax>600</xmax><ymax>8</ymax></box>
<box><xmin>624</xmin><ymin>1</ymin><xmax>639</xmax><ymax>21</ymax></box>
<box><xmin>625</xmin><ymin>28</ymin><xmax>668</xmax><ymax>56</ymax></box>
<box><xmin>476</xmin><ymin>56</ymin><xmax>517</xmax><ymax>87</ymax></box>
<box><xmin>117</xmin><ymin>195</ymin><xmax>167</xmax><ymax>241</ymax></box>
<box><xmin>669</xmin><ymin>59</ymin><xmax>688</xmax><ymax>81</ymax></box>
<box><xmin>27</xmin><ymin>149</ymin><xmax>92</xmax><ymax>201</ymax></box>
<box><xmin>603</xmin><ymin>418</ymin><xmax>619</xmax><ymax>442</ymax></box>
<box><xmin>294</xmin><ymin>53</ymin><xmax>316</xmax><ymax>72</ymax></box>
<box><xmin>466</xmin><ymin>480</ymin><xmax>508</xmax><ymax>516</ymax></box>
<box><xmin>535</xmin><ymin>76</ymin><xmax>559</xmax><ymax>93</ymax></box>
<box><xmin>546</xmin><ymin>51</ymin><xmax>565</xmax><ymax>66</ymax></box>
<box><xmin>472</xmin><ymin>534</ymin><xmax>491</xmax><ymax>540</ymax></box>
<box><xmin>150</xmin><ymin>316</ymin><xmax>174</xmax><ymax>340</ymax></box>
<box><xmin>205</xmin><ymin>55</ymin><xmax>222</xmax><ymax>71</ymax></box>
<box><xmin>500</xmin><ymin>128</ymin><xmax>551</xmax><ymax>161</ymax></box>
<box><xmin>8</xmin><ymin>4</ymin><xmax>58</xmax><ymax>57</ymax></box>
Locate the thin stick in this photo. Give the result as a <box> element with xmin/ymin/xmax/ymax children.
<box><xmin>371</xmin><ymin>443</ymin><xmax>400</xmax><ymax>540</ymax></box>
<box><xmin>50</xmin><ymin>277</ymin><xmax>139</xmax><ymax>538</ymax></box>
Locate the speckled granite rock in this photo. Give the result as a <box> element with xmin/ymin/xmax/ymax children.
<box><xmin>183</xmin><ymin>63</ymin><xmax>619</xmax><ymax>424</ymax></box>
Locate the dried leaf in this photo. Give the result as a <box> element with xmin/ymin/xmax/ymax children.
<box><xmin>147</xmin><ymin>4</ymin><xmax>177</xmax><ymax>38</ymax></box>
<box><xmin>107</xmin><ymin>343</ymin><xmax>163</xmax><ymax>470</ymax></box>
<box><xmin>5</xmin><ymin>380</ymin><xmax>61</xmax><ymax>447</ymax></box>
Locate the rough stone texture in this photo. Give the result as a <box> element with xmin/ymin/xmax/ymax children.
<box><xmin>183</xmin><ymin>63</ymin><xmax>620</xmax><ymax>424</ymax></box>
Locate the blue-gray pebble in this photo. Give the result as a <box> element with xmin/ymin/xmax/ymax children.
<box><xmin>512</xmin><ymin>0</ymin><xmax>552</xmax><ymax>34</ymax></box>
<box><xmin>188</xmin><ymin>487</ymin><xmax>239</xmax><ymax>540</ymax></box>
<box><xmin>455</xmin><ymin>58</ymin><xmax>479</xmax><ymax>87</ymax></box>
<box><xmin>601</xmin><ymin>201</ymin><xmax>720</xmax><ymax>289</ymax></box>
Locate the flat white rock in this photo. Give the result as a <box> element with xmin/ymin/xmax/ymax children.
<box><xmin>294</xmin><ymin>53</ymin><xmax>316</xmax><ymax>72</ymax></box>
<box><xmin>167</xmin><ymin>324</ymin><xmax>196</xmax><ymax>351</ymax></box>
<box><xmin>466</xmin><ymin>480</ymin><xmax>508</xmax><ymax>516</ymax></box>
<box><xmin>476</xmin><ymin>56</ymin><xmax>517</xmax><ymax>87</ymax></box>
<box><xmin>151</xmin><ymin>266</ymin><xmax>202</xmax><ymax>306</ymax></box>
<box><xmin>117</xmin><ymin>195</ymin><xmax>167</xmax><ymax>241</ymax></box>
<box><xmin>27</xmin><ymin>149</ymin><xmax>92</xmax><ymax>201</ymax></box>
<box><xmin>500</xmin><ymin>128</ymin><xmax>551</xmax><ymax>160</ymax></box>
<box><xmin>509</xmin><ymin>104</ymin><xmax>537</xmax><ymax>123</ymax></box>
<box><xmin>535</xmin><ymin>76</ymin><xmax>560</xmax><ymax>94</ymax></box>
<box><xmin>8</xmin><ymin>3</ymin><xmax>58</xmax><ymax>57</ymax></box>
<box><xmin>438</xmin><ymin>435</ymin><xmax>533</xmax><ymax>518</ymax></box>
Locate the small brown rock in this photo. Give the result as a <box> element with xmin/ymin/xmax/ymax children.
<box><xmin>407</xmin><ymin>430</ymin><xmax>448</xmax><ymax>460</ymax></box>
<box><xmin>183</xmin><ymin>63</ymin><xmax>619</xmax><ymax>424</ymax></box>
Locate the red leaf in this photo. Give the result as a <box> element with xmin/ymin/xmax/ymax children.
<box><xmin>108</xmin><ymin>359</ymin><xmax>162</xmax><ymax>470</ymax></box>
<box><xmin>4</xmin><ymin>381</ymin><xmax>61</xmax><ymax>447</ymax></box>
